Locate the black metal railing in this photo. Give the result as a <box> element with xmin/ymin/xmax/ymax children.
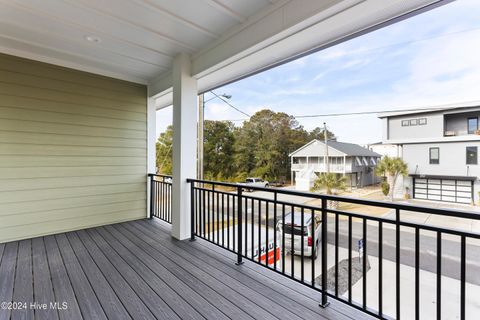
<box><xmin>186</xmin><ymin>178</ymin><xmax>478</xmax><ymax>320</ymax></box>
<box><xmin>148</xmin><ymin>173</ymin><xmax>172</xmax><ymax>223</ymax></box>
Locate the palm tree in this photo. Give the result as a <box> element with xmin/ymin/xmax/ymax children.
<box><xmin>311</xmin><ymin>173</ymin><xmax>347</xmax><ymax>208</ymax></box>
<box><xmin>375</xmin><ymin>156</ymin><xmax>408</xmax><ymax>201</ymax></box>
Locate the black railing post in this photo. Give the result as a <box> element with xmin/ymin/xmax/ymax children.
<box><xmin>320</xmin><ymin>197</ymin><xmax>329</xmax><ymax>308</ymax></box>
<box><xmin>236</xmin><ymin>186</ymin><xmax>243</xmax><ymax>265</ymax></box>
<box><xmin>149</xmin><ymin>174</ymin><xmax>154</xmax><ymax>219</ymax></box>
<box><xmin>190</xmin><ymin>181</ymin><xmax>195</xmax><ymax>241</ymax></box>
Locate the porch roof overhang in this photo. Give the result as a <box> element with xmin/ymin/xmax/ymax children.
<box><xmin>0</xmin><ymin>0</ymin><xmax>452</xmax><ymax>109</ymax></box>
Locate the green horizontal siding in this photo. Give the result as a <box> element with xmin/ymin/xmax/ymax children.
<box><xmin>0</xmin><ymin>53</ymin><xmax>147</xmax><ymax>243</ymax></box>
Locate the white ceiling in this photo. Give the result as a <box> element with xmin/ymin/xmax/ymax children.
<box><xmin>0</xmin><ymin>0</ymin><xmax>277</xmax><ymax>84</ymax></box>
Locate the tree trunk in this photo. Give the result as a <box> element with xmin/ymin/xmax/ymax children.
<box><xmin>390</xmin><ymin>174</ymin><xmax>398</xmax><ymax>201</ymax></box>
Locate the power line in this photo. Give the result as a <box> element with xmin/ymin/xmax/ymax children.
<box><xmin>219</xmin><ymin>105</ymin><xmax>471</xmax><ymax>122</ymax></box>
<box><xmin>208</xmin><ymin>90</ymin><xmax>251</xmax><ymax>117</ymax></box>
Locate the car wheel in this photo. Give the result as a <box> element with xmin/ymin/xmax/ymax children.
<box><xmin>265</xmin><ymin>183</ymin><xmax>269</xmax><ymax>188</ymax></box>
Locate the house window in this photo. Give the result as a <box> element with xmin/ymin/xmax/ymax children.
<box><xmin>419</xmin><ymin>118</ymin><xmax>427</xmax><ymax>125</ymax></box>
<box><xmin>401</xmin><ymin>120</ymin><xmax>410</xmax><ymax>127</ymax></box>
<box><xmin>468</xmin><ymin>117</ymin><xmax>478</xmax><ymax>134</ymax></box>
<box><xmin>429</xmin><ymin>147</ymin><xmax>439</xmax><ymax>164</ymax></box>
<box><xmin>466</xmin><ymin>147</ymin><xmax>478</xmax><ymax>165</ymax></box>
<box><xmin>410</xmin><ymin>119</ymin><xmax>418</xmax><ymax>126</ymax></box>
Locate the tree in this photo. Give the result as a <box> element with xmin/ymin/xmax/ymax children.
<box><xmin>311</xmin><ymin>172</ymin><xmax>347</xmax><ymax>209</ymax></box>
<box><xmin>203</xmin><ymin>120</ymin><xmax>235</xmax><ymax>179</ymax></box>
<box><xmin>309</xmin><ymin>127</ymin><xmax>335</xmax><ymax>141</ymax></box>
<box><xmin>311</xmin><ymin>173</ymin><xmax>347</xmax><ymax>195</ymax></box>
<box><xmin>156</xmin><ymin>125</ymin><xmax>173</xmax><ymax>174</ymax></box>
<box><xmin>375</xmin><ymin>156</ymin><xmax>408</xmax><ymax>201</ymax></box>
<box><xmin>233</xmin><ymin>110</ymin><xmax>309</xmax><ymax>181</ymax></box>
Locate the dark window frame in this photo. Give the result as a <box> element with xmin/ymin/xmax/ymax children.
<box><xmin>429</xmin><ymin>147</ymin><xmax>439</xmax><ymax>165</ymax></box>
<box><xmin>419</xmin><ymin>118</ymin><xmax>427</xmax><ymax>125</ymax></box>
<box><xmin>410</xmin><ymin>119</ymin><xmax>418</xmax><ymax>126</ymax></box>
<box><xmin>466</xmin><ymin>146</ymin><xmax>478</xmax><ymax>165</ymax></box>
<box><xmin>467</xmin><ymin>117</ymin><xmax>478</xmax><ymax>134</ymax></box>
<box><xmin>401</xmin><ymin>120</ymin><xmax>410</xmax><ymax>127</ymax></box>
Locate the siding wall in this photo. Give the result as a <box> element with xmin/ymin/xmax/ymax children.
<box><xmin>0</xmin><ymin>54</ymin><xmax>147</xmax><ymax>243</ymax></box>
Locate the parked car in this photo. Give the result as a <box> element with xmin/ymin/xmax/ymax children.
<box><xmin>276</xmin><ymin>212</ymin><xmax>322</xmax><ymax>258</ymax></box>
<box><xmin>240</xmin><ymin>177</ymin><xmax>269</xmax><ymax>191</ymax></box>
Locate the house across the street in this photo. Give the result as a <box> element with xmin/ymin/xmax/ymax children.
<box><xmin>289</xmin><ymin>139</ymin><xmax>381</xmax><ymax>191</ymax></box>
<box><xmin>379</xmin><ymin>102</ymin><xmax>480</xmax><ymax>204</ymax></box>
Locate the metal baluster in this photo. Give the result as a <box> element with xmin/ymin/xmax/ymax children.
<box><xmin>379</xmin><ymin>221</ymin><xmax>383</xmax><ymax>317</ymax></box>
<box><xmin>415</xmin><ymin>227</ymin><xmax>420</xmax><ymax>320</ymax></box>
<box><xmin>335</xmin><ymin>213</ymin><xmax>339</xmax><ymax>296</ymax></box>
<box><xmin>301</xmin><ymin>207</ymin><xmax>305</xmax><ymax>282</ymax></box>
<box><xmin>320</xmin><ymin>198</ymin><xmax>329</xmax><ymax>307</ymax></box>
<box><xmin>274</xmin><ymin>192</ymin><xmax>278</xmax><ymax>271</ymax></box>
<box><xmin>311</xmin><ymin>209</ymin><xmax>315</xmax><ymax>288</ymax></box>
<box><xmin>190</xmin><ymin>182</ymin><xmax>195</xmax><ymax>241</ymax></box>
<box><xmin>460</xmin><ymin>235</ymin><xmax>466</xmax><ymax>320</ymax></box>
<box><xmin>236</xmin><ymin>187</ymin><xmax>243</xmax><ymax>265</ymax></box>
<box><xmin>396</xmin><ymin>208</ymin><xmax>401</xmax><ymax>320</ymax></box>
<box><xmin>348</xmin><ymin>215</ymin><xmax>352</xmax><ymax>303</ymax></box>
<box><xmin>363</xmin><ymin>218</ymin><xmax>367</xmax><ymax>309</ymax></box>
<box><xmin>437</xmin><ymin>231</ymin><xmax>442</xmax><ymax>320</ymax></box>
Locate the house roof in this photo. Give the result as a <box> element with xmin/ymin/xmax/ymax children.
<box><xmin>377</xmin><ymin>101</ymin><xmax>480</xmax><ymax>118</ymax></box>
<box><xmin>289</xmin><ymin>139</ymin><xmax>381</xmax><ymax>157</ymax></box>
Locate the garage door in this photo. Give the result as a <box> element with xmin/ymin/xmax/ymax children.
<box><xmin>414</xmin><ymin>178</ymin><xmax>473</xmax><ymax>204</ymax></box>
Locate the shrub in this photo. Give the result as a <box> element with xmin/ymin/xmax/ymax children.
<box><xmin>381</xmin><ymin>181</ymin><xmax>390</xmax><ymax>196</ymax></box>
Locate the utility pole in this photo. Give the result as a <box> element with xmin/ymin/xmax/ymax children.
<box><xmin>324</xmin><ymin>122</ymin><xmax>330</xmax><ymax>173</ymax></box>
<box><xmin>197</xmin><ymin>94</ymin><xmax>204</xmax><ymax>180</ymax></box>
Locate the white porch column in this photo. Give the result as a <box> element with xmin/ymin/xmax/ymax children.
<box><xmin>171</xmin><ymin>53</ymin><xmax>198</xmax><ymax>240</ymax></box>
<box><xmin>146</xmin><ymin>91</ymin><xmax>156</xmax><ymax>218</ymax></box>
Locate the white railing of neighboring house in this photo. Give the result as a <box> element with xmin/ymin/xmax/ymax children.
<box><xmin>291</xmin><ymin>163</ymin><xmax>345</xmax><ymax>173</ymax></box>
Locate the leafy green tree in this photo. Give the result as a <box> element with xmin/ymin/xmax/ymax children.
<box><xmin>311</xmin><ymin>172</ymin><xmax>347</xmax><ymax>208</ymax></box>
<box><xmin>311</xmin><ymin>172</ymin><xmax>347</xmax><ymax>195</ymax></box>
<box><xmin>203</xmin><ymin>120</ymin><xmax>235</xmax><ymax>179</ymax></box>
<box><xmin>233</xmin><ymin>110</ymin><xmax>309</xmax><ymax>181</ymax></box>
<box><xmin>156</xmin><ymin>125</ymin><xmax>173</xmax><ymax>175</ymax></box>
<box><xmin>375</xmin><ymin>156</ymin><xmax>408</xmax><ymax>201</ymax></box>
<box><xmin>309</xmin><ymin>127</ymin><xmax>335</xmax><ymax>141</ymax></box>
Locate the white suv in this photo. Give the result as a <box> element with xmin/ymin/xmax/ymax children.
<box><xmin>277</xmin><ymin>212</ymin><xmax>322</xmax><ymax>258</ymax></box>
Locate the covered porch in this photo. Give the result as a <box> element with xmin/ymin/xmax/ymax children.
<box><xmin>0</xmin><ymin>1</ymin><xmax>465</xmax><ymax>319</ymax></box>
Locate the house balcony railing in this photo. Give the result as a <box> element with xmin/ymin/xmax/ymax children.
<box><xmin>291</xmin><ymin>163</ymin><xmax>347</xmax><ymax>173</ymax></box>
<box><xmin>149</xmin><ymin>173</ymin><xmax>476</xmax><ymax>320</ymax></box>
<box><xmin>149</xmin><ymin>174</ymin><xmax>172</xmax><ymax>223</ymax></box>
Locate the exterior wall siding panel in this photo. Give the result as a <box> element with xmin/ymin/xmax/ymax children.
<box><xmin>0</xmin><ymin>54</ymin><xmax>147</xmax><ymax>243</ymax></box>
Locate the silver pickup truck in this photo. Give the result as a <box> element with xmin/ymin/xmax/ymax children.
<box><xmin>240</xmin><ymin>177</ymin><xmax>269</xmax><ymax>191</ymax></box>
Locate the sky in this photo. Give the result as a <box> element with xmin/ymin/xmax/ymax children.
<box><xmin>156</xmin><ymin>0</ymin><xmax>480</xmax><ymax>144</ymax></box>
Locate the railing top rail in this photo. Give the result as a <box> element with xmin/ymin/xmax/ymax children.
<box><xmin>148</xmin><ymin>173</ymin><xmax>172</xmax><ymax>178</ymax></box>
<box><xmin>186</xmin><ymin>178</ymin><xmax>480</xmax><ymax>221</ymax></box>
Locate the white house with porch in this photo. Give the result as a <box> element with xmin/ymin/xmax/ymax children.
<box><xmin>290</xmin><ymin>139</ymin><xmax>381</xmax><ymax>191</ymax></box>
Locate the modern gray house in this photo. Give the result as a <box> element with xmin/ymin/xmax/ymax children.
<box><xmin>379</xmin><ymin>103</ymin><xmax>480</xmax><ymax>204</ymax></box>
<box><xmin>289</xmin><ymin>139</ymin><xmax>381</xmax><ymax>191</ymax></box>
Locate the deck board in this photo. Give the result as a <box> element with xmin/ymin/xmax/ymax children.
<box><xmin>0</xmin><ymin>219</ymin><xmax>369</xmax><ymax>320</ymax></box>
<box><xmin>0</xmin><ymin>242</ymin><xmax>18</xmax><ymax>320</ymax></box>
<box><xmin>12</xmin><ymin>240</ymin><xmax>34</xmax><ymax>320</ymax></box>
<box><xmin>32</xmin><ymin>237</ymin><xmax>59</xmax><ymax>320</ymax></box>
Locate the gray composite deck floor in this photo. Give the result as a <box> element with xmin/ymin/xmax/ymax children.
<box><xmin>0</xmin><ymin>218</ymin><xmax>372</xmax><ymax>320</ymax></box>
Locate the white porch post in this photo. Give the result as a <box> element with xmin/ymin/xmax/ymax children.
<box><xmin>171</xmin><ymin>53</ymin><xmax>198</xmax><ymax>240</ymax></box>
<box><xmin>146</xmin><ymin>91</ymin><xmax>156</xmax><ymax>218</ymax></box>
